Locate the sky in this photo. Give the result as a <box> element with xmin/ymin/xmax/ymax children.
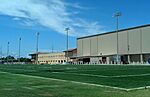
<box><xmin>0</xmin><ymin>0</ymin><xmax>150</xmax><ymax>58</ymax></box>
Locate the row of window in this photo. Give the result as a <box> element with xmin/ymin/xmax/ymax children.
<box><xmin>39</xmin><ymin>60</ymin><xmax>66</xmax><ymax>63</ymax></box>
<box><xmin>38</xmin><ymin>55</ymin><xmax>65</xmax><ymax>58</ymax></box>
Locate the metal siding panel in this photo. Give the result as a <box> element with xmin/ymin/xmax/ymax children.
<box><xmin>90</xmin><ymin>37</ymin><xmax>98</xmax><ymax>56</ymax></box>
<box><xmin>128</xmin><ymin>29</ymin><xmax>141</xmax><ymax>54</ymax></box>
<box><xmin>77</xmin><ymin>39</ymin><xmax>82</xmax><ymax>56</ymax></box>
<box><xmin>83</xmin><ymin>38</ymin><xmax>90</xmax><ymax>56</ymax></box>
<box><xmin>142</xmin><ymin>26</ymin><xmax>150</xmax><ymax>53</ymax></box>
<box><xmin>98</xmin><ymin>36</ymin><xmax>102</xmax><ymax>55</ymax></box>
<box><xmin>118</xmin><ymin>31</ymin><xmax>128</xmax><ymax>54</ymax></box>
<box><xmin>101</xmin><ymin>33</ymin><xmax>117</xmax><ymax>55</ymax></box>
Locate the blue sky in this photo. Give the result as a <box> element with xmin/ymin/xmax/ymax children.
<box><xmin>0</xmin><ymin>0</ymin><xmax>150</xmax><ymax>57</ymax></box>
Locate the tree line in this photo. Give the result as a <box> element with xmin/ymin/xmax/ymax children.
<box><xmin>0</xmin><ymin>55</ymin><xmax>31</xmax><ymax>63</ymax></box>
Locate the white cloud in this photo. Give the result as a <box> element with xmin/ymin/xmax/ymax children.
<box><xmin>0</xmin><ymin>0</ymin><xmax>104</xmax><ymax>36</ymax></box>
<box><xmin>65</xmin><ymin>2</ymin><xmax>89</xmax><ymax>10</ymax></box>
<box><xmin>13</xmin><ymin>17</ymin><xmax>21</xmax><ymax>21</ymax></box>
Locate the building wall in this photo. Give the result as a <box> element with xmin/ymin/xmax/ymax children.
<box><xmin>100</xmin><ymin>33</ymin><xmax>117</xmax><ymax>55</ymax></box>
<box><xmin>118</xmin><ymin>31</ymin><xmax>128</xmax><ymax>55</ymax></box>
<box><xmin>82</xmin><ymin>38</ymin><xmax>90</xmax><ymax>56</ymax></box>
<box><xmin>78</xmin><ymin>33</ymin><xmax>118</xmax><ymax>56</ymax></box>
<box><xmin>64</xmin><ymin>49</ymin><xmax>77</xmax><ymax>63</ymax></box>
<box><xmin>77</xmin><ymin>25</ymin><xmax>150</xmax><ymax>63</ymax></box>
<box><xmin>90</xmin><ymin>37</ymin><xmax>98</xmax><ymax>56</ymax></box>
<box><xmin>38</xmin><ymin>52</ymin><xmax>66</xmax><ymax>64</ymax></box>
<box><xmin>128</xmin><ymin>28</ymin><xmax>141</xmax><ymax>54</ymax></box>
<box><xmin>66</xmin><ymin>49</ymin><xmax>77</xmax><ymax>58</ymax></box>
<box><xmin>142</xmin><ymin>27</ymin><xmax>150</xmax><ymax>54</ymax></box>
<box><xmin>77</xmin><ymin>39</ymin><xmax>83</xmax><ymax>57</ymax></box>
<box><xmin>72</xmin><ymin>49</ymin><xmax>77</xmax><ymax>57</ymax></box>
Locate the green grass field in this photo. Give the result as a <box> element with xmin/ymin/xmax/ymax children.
<box><xmin>1</xmin><ymin>64</ymin><xmax>150</xmax><ymax>97</ymax></box>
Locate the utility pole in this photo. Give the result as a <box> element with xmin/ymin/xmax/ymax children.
<box><xmin>7</xmin><ymin>42</ymin><xmax>10</xmax><ymax>64</ymax></box>
<box><xmin>18</xmin><ymin>37</ymin><xmax>21</xmax><ymax>63</ymax></box>
<box><xmin>65</xmin><ymin>28</ymin><xmax>70</xmax><ymax>63</ymax></box>
<box><xmin>36</xmin><ymin>32</ymin><xmax>40</xmax><ymax>64</ymax></box>
<box><xmin>114</xmin><ymin>12</ymin><xmax>121</xmax><ymax>64</ymax></box>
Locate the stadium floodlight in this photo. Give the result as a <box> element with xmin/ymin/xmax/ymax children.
<box><xmin>113</xmin><ymin>12</ymin><xmax>121</xmax><ymax>64</ymax></box>
<box><xmin>7</xmin><ymin>42</ymin><xmax>10</xmax><ymax>64</ymax></box>
<box><xmin>65</xmin><ymin>27</ymin><xmax>70</xmax><ymax>63</ymax></box>
<box><xmin>18</xmin><ymin>37</ymin><xmax>21</xmax><ymax>63</ymax></box>
<box><xmin>36</xmin><ymin>32</ymin><xmax>40</xmax><ymax>64</ymax></box>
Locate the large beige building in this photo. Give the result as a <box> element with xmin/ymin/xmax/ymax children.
<box><xmin>30</xmin><ymin>52</ymin><xmax>66</xmax><ymax>64</ymax></box>
<box><xmin>77</xmin><ymin>24</ymin><xmax>150</xmax><ymax>64</ymax></box>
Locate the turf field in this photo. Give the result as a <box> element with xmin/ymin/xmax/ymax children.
<box><xmin>0</xmin><ymin>64</ymin><xmax>150</xmax><ymax>97</ymax></box>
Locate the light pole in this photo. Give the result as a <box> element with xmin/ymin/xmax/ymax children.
<box><xmin>51</xmin><ymin>42</ymin><xmax>54</xmax><ymax>53</ymax></box>
<box><xmin>7</xmin><ymin>42</ymin><xmax>10</xmax><ymax>64</ymax></box>
<box><xmin>0</xmin><ymin>46</ymin><xmax>2</xmax><ymax>63</ymax></box>
<box><xmin>65</xmin><ymin>28</ymin><xmax>70</xmax><ymax>63</ymax></box>
<box><xmin>36</xmin><ymin>32</ymin><xmax>40</xmax><ymax>64</ymax></box>
<box><xmin>18</xmin><ymin>37</ymin><xmax>21</xmax><ymax>63</ymax></box>
<box><xmin>114</xmin><ymin>12</ymin><xmax>121</xmax><ymax>64</ymax></box>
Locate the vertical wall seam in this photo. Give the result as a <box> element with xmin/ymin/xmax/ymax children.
<box><xmin>90</xmin><ymin>38</ymin><xmax>91</xmax><ymax>56</ymax></box>
<box><xmin>97</xmin><ymin>36</ymin><xmax>98</xmax><ymax>56</ymax></box>
<box><xmin>140</xmin><ymin>28</ymin><xmax>142</xmax><ymax>54</ymax></box>
<box><xmin>127</xmin><ymin>30</ymin><xmax>129</xmax><ymax>55</ymax></box>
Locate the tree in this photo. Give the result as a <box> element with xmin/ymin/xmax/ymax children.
<box><xmin>18</xmin><ymin>57</ymin><xmax>31</xmax><ymax>62</ymax></box>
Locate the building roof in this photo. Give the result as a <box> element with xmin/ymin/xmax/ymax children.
<box><xmin>29</xmin><ymin>52</ymin><xmax>50</xmax><ymax>55</ymax></box>
<box><xmin>29</xmin><ymin>52</ymin><xmax>65</xmax><ymax>56</ymax></box>
<box><xmin>63</xmin><ymin>48</ymin><xmax>77</xmax><ymax>52</ymax></box>
<box><xmin>77</xmin><ymin>24</ymin><xmax>150</xmax><ymax>40</ymax></box>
